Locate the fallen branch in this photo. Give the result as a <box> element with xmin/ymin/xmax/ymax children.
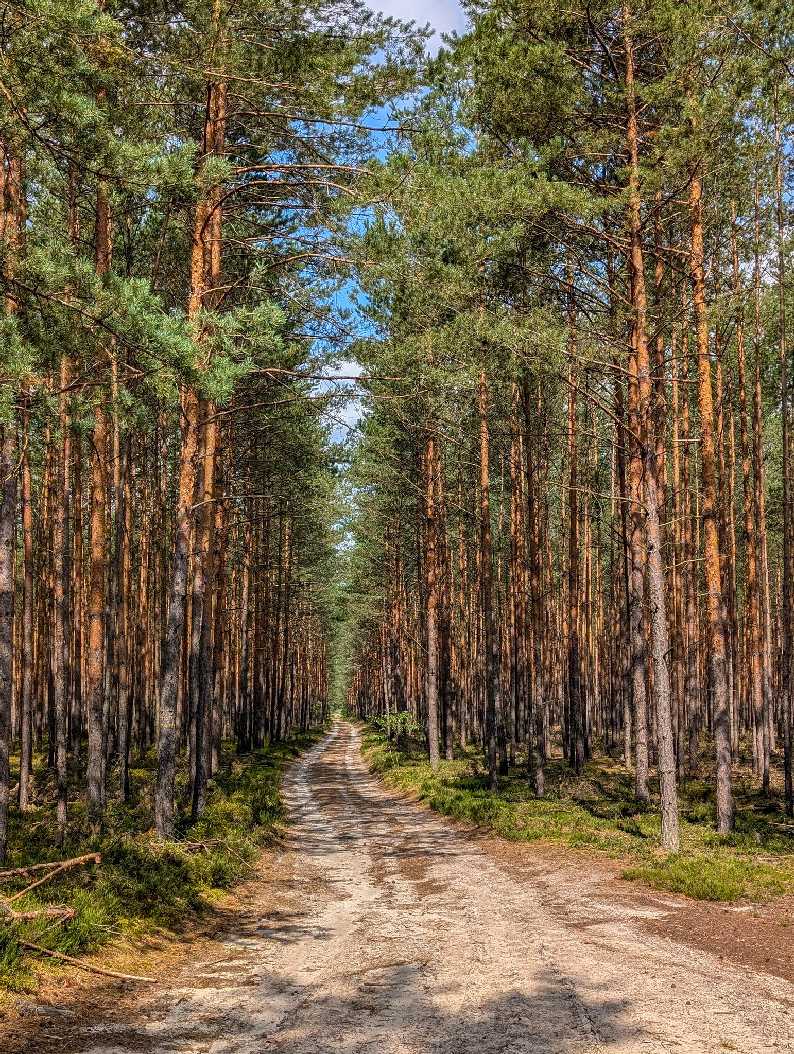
<box><xmin>144</xmin><ymin>839</ymin><xmax>222</xmax><ymax>856</ymax></box>
<box><xmin>173</xmin><ymin>839</ymin><xmax>256</xmax><ymax>871</ymax></box>
<box><xmin>18</xmin><ymin>941</ymin><xmax>157</xmax><ymax>983</ymax></box>
<box><xmin>0</xmin><ymin>896</ymin><xmax>77</xmax><ymax>924</ymax></box>
<box><xmin>8</xmin><ymin>906</ymin><xmax>76</xmax><ymax>922</ymax></box>
<box><xmin>0</xmin><ymin>860</ymin><xmax>68</xmax><ymax>879</ymax></box>
<box><xmin>6</xmin><ymin>853</ymin><xmax>101</xmax><ymax>903</ymax></box>
<box><xmin>222</xmin><ymin>844</ymin><xmax>257</xmax><ymax>871</ymax></box>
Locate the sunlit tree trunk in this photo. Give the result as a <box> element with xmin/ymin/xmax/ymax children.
<box><xmin>689</xmin><ymin>162</ymin><xmax>734</xmax><ymax>833</ymax></box>
<box><xmin>423</xmin><ymin>426</ymin><xmax>441</xmax><ymax>770</ymax></box>
<box><xmin>156</xmin><ymin>51</ymin><xmax>226</xmax><ymax>836</ymax></box>
<box><xmin>623</xmin><ymin>11</ymin><xmax>679</xmax><ymax>847</ymax></box>
<box><xmin>479</xmin><ymin>371</ymin><xmax>501</xmax><ymax>788</ymax></box>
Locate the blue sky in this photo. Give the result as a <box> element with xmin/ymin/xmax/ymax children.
<box><xmin>322</xmin><ymin>0</ymin><xmax>467</xmax><ymax>443</ymax></box>
<box><xmin>373</xmin><ymin>0</ymin><xmax>466</xmax><ymax>49</ymax></box>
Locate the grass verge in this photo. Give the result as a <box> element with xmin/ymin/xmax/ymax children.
<box><xmin>362</xmin><ymin>724</ymin><xmax>794</xmax><ymax>903</ymax></box>
<box><xmin>0</xmin><ymin>727</ymin><xmax>325</xmax><ymax>995</ymax></box>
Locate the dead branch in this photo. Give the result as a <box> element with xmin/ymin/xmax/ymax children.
<box><xmin>18</xmin><ymin>941</ymin><xmax>158</xmax><ymax>983</ymax></box>
<box><xmin>4</xmin><ymin>853</ymin><xmax>101</xmax><ymax>903</ymax></box>
<box><xmin>0</xmin><ymin>860</ymin><xmax>66</xmax><ymax>879</ymax></box>
<box><xmin>8</xmin><ymin>906</ymin><xmax>76</xmax><ymax>922</ymax></box>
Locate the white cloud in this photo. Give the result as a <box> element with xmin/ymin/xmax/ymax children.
<box><xmin>372</xmin><ymin>0</ymin><xmax>466</xmax><ymax>47</ymax></box>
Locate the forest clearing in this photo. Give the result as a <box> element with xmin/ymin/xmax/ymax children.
<box><xmin>1</xmin><ymin>0</ymin><xmax>794</xmax><ymax>1050</ymax></box>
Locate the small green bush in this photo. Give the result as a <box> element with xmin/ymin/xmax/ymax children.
<box><xmin>372</xmin><ymin>711</ymin><xmax>424</xmax><ymax>741</ymax></box>
<box><xmin>0</xmin><ymin>934</ymin><xmax>32</xmax><ymax>993</ymax></box>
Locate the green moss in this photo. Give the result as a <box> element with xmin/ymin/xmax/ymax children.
<box><xmin>363</xmin><ymin>726</ymin><xmax>794</xmax><ymax>904</ymax></box>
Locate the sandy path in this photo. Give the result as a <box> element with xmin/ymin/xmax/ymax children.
<box><xmin>72</xmin><ymin>721</ymin><xmax>793</xmax><ymax>1053</ymax></box>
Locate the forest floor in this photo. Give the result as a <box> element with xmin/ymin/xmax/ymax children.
<box><xmin>0</xmin><ymin>728</ymin><xmax>325</xmax><ymax>1000</ymax></box>
<box><xmin>364</xmin><ymin>725</ymin><xmax>794</xmax><ymax>903</ymax></box>
<box><xmin>3</xmin><ymin>719</ymin><xmax>794</xmax><ymax>1054</ymax></box>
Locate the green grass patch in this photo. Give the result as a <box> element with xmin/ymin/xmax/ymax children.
<box><xmin>0</xmin><ymin>728</ymin><xmax>325</xmax><ymax>993</ymax></box>
<box><xmin>363</xmin><ymin>725</ymin><xmax>794</xmax><ymax>904</ymax></box>
<box><xmin>622</xmin><ymin>854</ymin><xmax>790</xmax><ymax>902</ymax></box>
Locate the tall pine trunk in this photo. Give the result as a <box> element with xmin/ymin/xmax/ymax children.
<box><xmin>423</xmin><ymin>427</ymin><xmax>441</xmax><ymax>770</ymax></box>
<box><xmin>689</xmin><ymin>163</ymin><xmax>734</xmax><ymax>833</ymax></box>
<box><xmin>624</xmin><ymin>9</ymin><xmax>679</xmax><ymax>848</ymax></box>
<box><xmin>156</xmin><ymin>53</ymin><xmax>226</xmax><ymax>836</ymax></box>
<box><xmin>18</xmin><ymin>402</ymin><xmax>34</xmax><ymax>812</ymax></box>
<box><xmin>479</xmin><ymin>371</ymin><xmax>501</xmax><ymax>789</ymax></box>
<box><xmin>0</xmin><ymin>425</ymin><xmax>15</xmax><ymax>863</ymax></box>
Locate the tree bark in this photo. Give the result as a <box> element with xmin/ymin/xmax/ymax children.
<box><xmin>156</xmin><ymin>388</ymin><xmax>200</xmax><ymax>838</ymax></box>
<box><xmin>479</xmin><ymin>371</ymin><xmax>501</xmax><ymax>789</ymax></box>
<box><xmin>0</xmin><ymin>424</ymin><xmax>15</xmax><ymax>864</ymax></box>
<box><xmin>156</xmin><ymin>49</ymin><xmax>226</xmax><ymax>836</ymax></box>
<box><xmin>689</xmin><ymin>162</ymin><xmax>734</xmax><ymax>833</ymax></box>
<box><xmin>52</xmin><ymin>357</ymin><xmax>70</xmax><ymax>846</ymax></box>
<box><xmin>423</xmin><ymin>427</ymin><xmax>441</xmax><ymax>771</ymax></box>
<box><xmin>624</xmin><ymin>8</ymin><xmax>679</xmax><ymax>848</ymax></box>
<box><xmin>731</xmin><ymin>205</ymin><xmax>766</xmax><ymax>794</ymax></box>
<box><xmin>86</xmin><ymin>402</ymin><xmax>108</xmax><ymax>830</ymax></box>
<box><xmin>18</xmin><ymin>402</ymin><xmax>34</xmax><ymax>812</ymax></box>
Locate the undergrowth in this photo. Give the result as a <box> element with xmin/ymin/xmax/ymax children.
<box><xmin>0</xmin><ymin>728</ymin><xmax>324</xmax><ymax>994</ymax></box>
<box><xmin>362</xmin><ymin>724</ymin><xmax>794</xmax><ymax>904</ymax></box>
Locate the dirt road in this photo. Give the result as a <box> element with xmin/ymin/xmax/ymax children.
<box><xmin>43</xmin><ymin>722</ymin><xmax>794</xmax><ymax>1053</ymax></box>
